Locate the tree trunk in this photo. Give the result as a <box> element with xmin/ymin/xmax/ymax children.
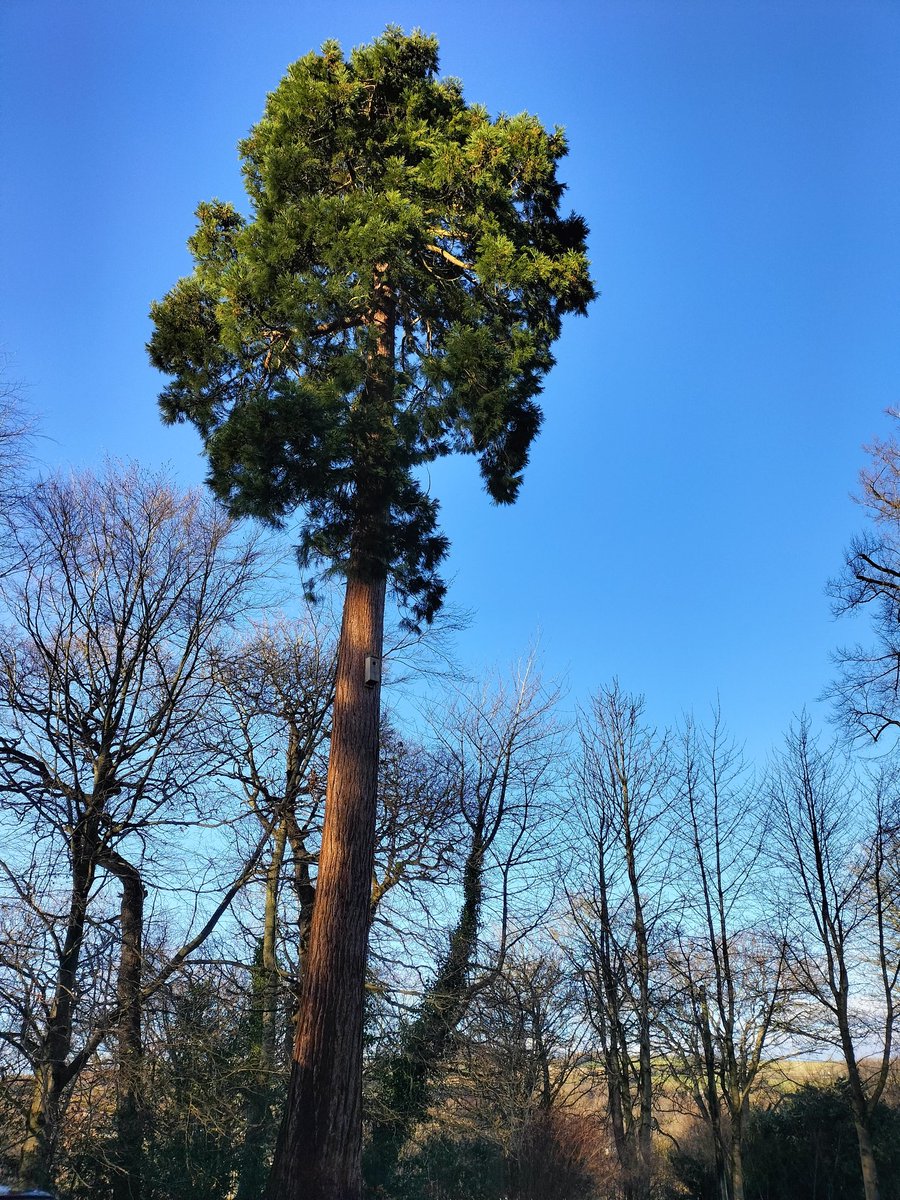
<box><xmin>285</xmin><ymin>722</ymin><xmax>318</xmax><ymax>1002</ymax></box>
<box><xmin>365</xmin><ymin>831</ymin><xmax>484</xmax><ymax>1191</ymax></box>
<box><xmin>282</xmin><ymin>811</ymin><xmax>316</xmax><ymax>1063</ymax></box>
<box><xmin>100</xmin><ymin>849</ymin><xmax>146</xmax><ymax>1200</ymax></box>
<box><xmin>236</xmin><ymin>819</ymin><xmax>287</xmax><ymax>1200</ymax></box>
<box><xmin>267</xmin><ymin>569</ymin><xmax>386</xmax><ymax>1200</ymax></box>
<box><xmin>589</xmin><ymin>856</ymin><xmax>634</xmax><ymax>1198</ymax></box>
<box><xmin>19</xmin><ymin>828</ymin><xmax>96</xmax><ymax>1189</ymax></box>
<box><xmin>729</xmin><ymin>1119</ymin><xmax>745</xmax><ymax>1200</ymax></box>
<box><xmin>853</xmin><ymin>1112</ymin><xmax>880</xmax><ymax>1200</ymax></box>
<box><xmin>842</xmin><ymin>1018</ymin><xmax>881</xmax><ymax>1200</ymax></box>
<box><xmin>697</xmin><ymin>988</ymin><xmax>728</xmax><ymax>1200</ymax></box>
<box><xmin>623</xmin><ymin>792</ymin><xmax>653</xmax><ymax>1200</ymax></box>
<box><xmin>19</xmin><ymin>1065</ymin><xmax>61</xmax><ymax>1191</ymax></box>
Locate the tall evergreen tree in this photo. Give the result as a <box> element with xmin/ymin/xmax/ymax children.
<box><xmin>148</xmin><ymin>27</ymin><xmax>594</xmax><ymax>1200</ymax></box>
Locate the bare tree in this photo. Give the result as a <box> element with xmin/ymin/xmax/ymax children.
<box><xmin>212</xmin><ymin>616</ymin><xmax>336</xmax><ymax>1200</ymax></box>
<box><xmin>459</xmin><ymin>945</ymin><xmax>589</xmax><ymax>1127</ymax></box>
<box><xmin>566</xmin><ymin>682</ymin><xmax>673</xmax><ymax>1200</ymax></box>
<box><xmin>661</xmin><ymin>712</ymin><xmax>789</xmax><ymax>1200</ymax></box>
<box><xmin>830</xmin><ymin>416</ymin><xmax>900</xmax><ymax>741</ymax></box>
<box><xmin>138</xmin><ymin>954</ymin><xmax>258</xmax><ymax>1200</ymax></box>
<box><xmin>0</xmin><ymin>463</ymin><xmax>264</xmax><ymax>1194</ymax></box>
<box><xmin>365</xmin><ymin>659</ymin><xmax>564</xmax><ymax>1192</ymax></box>
<box><xmin>369</xmin><ymin>721</ymin><xmax>462</xmax><ymax>948</ymax></box>
<box><xmin>0</xmin><ymin>356</ymin><xmax>35</xmax><ymax>577</ymax></box>
<box><xmin>0</xmin><ymin>849</ymin><xmax>119</xmax><ymax>1184</ymax></box>
<box><xmin>217</xmin><ymin>620</ymin><xmax>335</xmax><ymax>976</ymax></box>
<box><xmin>770</xmin><ymin>720</ymin><xmax>899</xmax><ymax>1200</ymax></box>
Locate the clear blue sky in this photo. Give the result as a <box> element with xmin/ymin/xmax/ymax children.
<box><xmin>2</xmin><ymin>0</ymin><xmax>899</xmax><ymax>757</ymax></box>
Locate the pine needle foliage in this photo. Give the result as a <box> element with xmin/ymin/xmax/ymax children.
<box><xmin>149</xmin><ymin>27</ymin><xmax>594</xmax><ymax>624</ymax></box>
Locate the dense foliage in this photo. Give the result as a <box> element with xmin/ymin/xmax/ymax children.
<box><xmin>148</xmin><ymin>28</ymin><xmax>594</xmax><ymax>622</ymax></box>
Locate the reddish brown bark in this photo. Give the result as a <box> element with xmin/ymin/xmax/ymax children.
<box><xmin>267</xmin><ymin>569</ymin><xmax>386</xmax><ymax>1200</ymax></box>
<box><xmin>267</xmin><ymin>267</ymin><xmax>394</xmax><ymax>1200</ymax></box>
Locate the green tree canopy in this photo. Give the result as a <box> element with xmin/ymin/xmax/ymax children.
<box><xmin>149</xmin><ymin>31</ymin><xmax>593</xmax><ymax>1197</ymax></box>
<box><xmin>149</xmin><ymin>26</ymin><xmax>594</xmax><ymax>624</ymax></box>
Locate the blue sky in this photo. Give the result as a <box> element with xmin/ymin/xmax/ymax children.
<box><xmin>2</xmin><ymin>0</ymin><xmax>899</xmax><ymax>757</ymax></box>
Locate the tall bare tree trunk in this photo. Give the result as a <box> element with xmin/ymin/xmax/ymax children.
<box><xmin>237</xmin><ymin>820</ymin><xmax>287</xmax><ymax>1200</ymax></box>
<box><xmin>697</xmin><ymin>987</ymin><xmax>728</xmax><ymax>1200</ymax></box>
<box><xmin>267</xmin><ymin>569</ymin><xmax>386</xmax><ymax>1200</ymax></box>
<box><xmin>366</xmin><ymin>832</ymin><xmax>485</xmax><ymax>1191</ymax></box>
<box><xmin>623</xmin><ymin>807</ymin><xmax>653</xmax><ymax>1200</ymax></box>
<box><xmin>592</xmin><ymin>856</ymin><xmax>631</xmax><ymax>1192</ymax></box>
<box><xmin>19</xmin><ymin>826</ymin><xmax>96</xmax><ymax>1189</ymax></box>
<box><xmin>841</xmin><ymin>1005</ymin><xmax>882</xmax><ymax>1200</ymax></box>
<box><xmin>100</xmin><ymin>849</ymin><xmax>145</xmax><ymax>1200</ymax></box>
<box><xmin>285</xmin><ymin>721</ymin><xmax>318</xmax><ymax>1008</ymax></box>
<box><xmin>19</xmin><ymin>1065</ymin><xmax>61</xmax><ymax>1191</ymax></box>
<box><xmin>729</xmin><ymin>1129</ymin><xmax>745</xmax><ymax>1200</ymax></box>
<box><xmin>854</xmin><ymin>1117</ymin><xmax>881</xmax><ymax>1200</ymax></box>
